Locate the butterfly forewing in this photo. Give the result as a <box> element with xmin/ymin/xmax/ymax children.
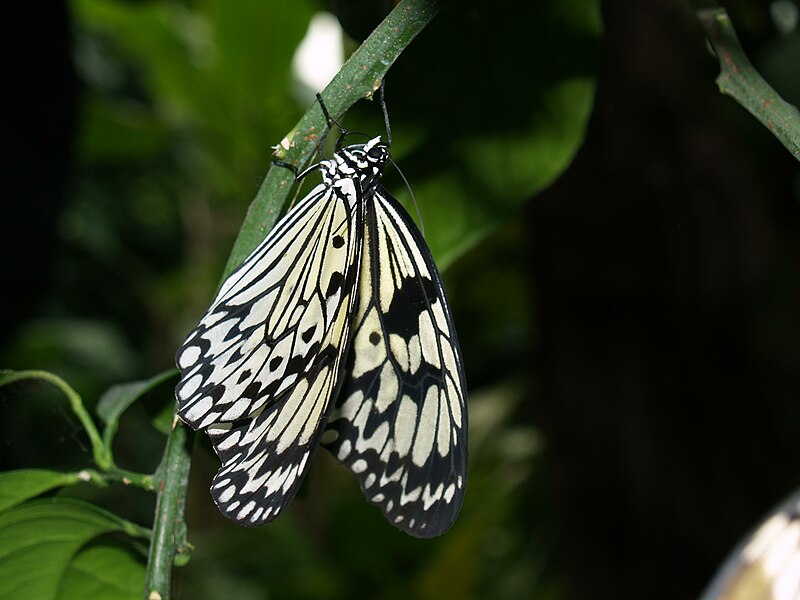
<box><xmin>322</xmin><ymin>189</ymin><xmax>468</xmax><ymax>538</ymax></box>
<box><xmin>175</xmin><ymin>178</ymin><xmax>363</xmax><ymax>525</ymax></box>
<box><xmin>176</xmin><ymin>181</ymin><xmax>359</xmax><ymax>430</ymax></box>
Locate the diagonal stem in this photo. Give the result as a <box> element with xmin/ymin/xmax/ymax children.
<box><xmin>221</xmin><ymin>0</ymin><xmax>441</xmax><ymax>283</ymax></box>
<box><xmin>692</xmin><ymin>2</ymin><xmax>800</xmax><ymax>162</ymax></box>
<box><xmin>145</xmin><ymin>417</ymin><xmax>194</xmax><ymax>600</ymax></box>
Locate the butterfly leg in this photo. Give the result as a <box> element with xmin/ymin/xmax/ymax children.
<box><xmin>377</xmin><ymin>79</ymin><xmax>392</xmax><ymax>146</ymax></box>
<box><xmin>315</xmin><ymin>93</ymin><xmax>352</xmax><ymax>152</ymax></box>
<box><xmin>272</xmin><ymin>159</ymin><xmax>299</xmax><ymax>178</ymax></box>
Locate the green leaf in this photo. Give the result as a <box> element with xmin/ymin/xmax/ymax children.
<box><xmin>151</xmin><ymin>400</ymin><xmax>176</xmax><ymax>436</ymax></box>
<box><xmin>97</xmin><ymin>369</ymin><xmax>177</xmax><ymax>427</ymax></box>
<box><xmin>0</xmin><ymin>470</ymin><xmax>84</xmax><ymax>515</ymax></box>
<box><xmin>0</xmin><ymin>498</ymin><xmax>149</xmax><ymax>600</ymax></box>
<box><xmin>74</xmin><ymin>0</ymin><xmax>317</xmax><ymax>199</ymax></box>
<box><xmin>96</xmin><ymin>369</ymin><xmax>178</xmax><ymax>469</ymax></box>
<box><xmin>370</xmin><ymin>0</ymin><xmax>602</xmax><ymax>269</ymax></box>
<box><xmin>60</xmin><ymin>544</ymin><xmax>146</xmax><ymax>600</ymax></box>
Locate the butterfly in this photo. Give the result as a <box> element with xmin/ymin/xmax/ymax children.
<box><xmin>174</xmin><ymin>93</ymin><xmax>467</xmax><ymax>538</ymax></box>
<box><xmin>702</xmin><ymin>486</ymin><xmax>800</xmax><ymax>600</ymax></box>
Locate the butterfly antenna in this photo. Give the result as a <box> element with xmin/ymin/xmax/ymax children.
<box><xmin>390</xmin><ymin>158</ymin><xmax>425</xmax><ymax>238</ymax></box>
<box><xmin>379</xmin><ymin>79</ymin><xmax>392</xmax><ymax>146</ymax></box>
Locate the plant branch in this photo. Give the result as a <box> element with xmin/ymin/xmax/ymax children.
<box><xmin>0</xmin><ymin>370</ymin><xmax>109</xmax><ymax>469</ymax></box>
<box><xmin>221</xmin><ymin>0</ymin><xmax>440</xmax><ymax>282</ymax></box>
<box><xmin>105</xmin><ymin>467</ymin><xmax>157</xmax><ymax>490</ymax></box>
<box><xmin>145</xmin><ymin>416</ymin><xmax>194</xmax><ymax>600</ymax></box>
<box><xmin>693</xmin><ymin>2</ymin><xmax>800</xmax><ymax>162</ymax></box>
<box><xmin>0</xmin><ymin>370</ymin><xmax>157</xmax><ymax>490</ymax></box>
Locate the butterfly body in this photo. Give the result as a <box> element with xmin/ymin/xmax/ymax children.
<box><xmin>176</xmin><ymin>136</ymin><xmax>467</xmax><ymax>538</ymax></box>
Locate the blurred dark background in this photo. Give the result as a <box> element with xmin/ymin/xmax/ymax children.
<box><xmin>2</xmin><ymin>0</ymin><xmax>799</xmax><ymax>599</ymax></box>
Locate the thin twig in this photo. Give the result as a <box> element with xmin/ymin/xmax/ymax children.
<box><xmin>0</xmin><ymin>370</ymin><xmax>109</xmax><ymax>469</ymax></box>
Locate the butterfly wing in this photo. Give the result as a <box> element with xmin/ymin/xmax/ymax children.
<box><xmin>176</xmin><ymin>179</ymin><xmax>363</xmax><ymax>525</ymax></box>
<box><xmin>702</xmin><ymin>487</ymin><xmax>800</xmax><ymax>600</ymax></box>
<box><xmin>322</xmin><ymin>188</ymin><xmax>468</xmax><ymax>538</ymax></box>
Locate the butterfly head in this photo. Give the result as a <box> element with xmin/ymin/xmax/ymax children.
<box><xmin>325</xmin><ymin>136</ymin><xmax>391</xmax><ymax>190</ymax></box>
<box><xmin>361</xmin><ymin>136</ymin><xmax>391</xmax><ymax>167</ymax></box>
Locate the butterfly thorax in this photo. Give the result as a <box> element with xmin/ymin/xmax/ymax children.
<box><xmin>321</xmin><ymin>136</ymin><xmax>390</xmax><ymax>194</ymax></box>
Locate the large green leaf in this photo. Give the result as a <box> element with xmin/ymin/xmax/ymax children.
<box><xmin>0</xmin><ymin>498</ymin><xmax>148</xmax><ymax>599</ymax></box>
<box><xmin>0</xmin><ymin>470</ymin><xmax>83</xmax><ymax>515</ymax></box>
<box><xmin>367</xmin><ymin>0</ymin><xmax>602</xmax><ymax>268</ymax></box>
<box><xmin>73</xmin><ymin>0</ymin><xmax>316</xmax><ymax>197</ymax></box>
<box><xmin>60</xmin><ymin>544</ymin><xmax>145</xmax><ymax>600</ymax></box>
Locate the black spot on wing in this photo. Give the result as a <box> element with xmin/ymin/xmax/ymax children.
<box><xmin>326</xmin><ymin>272</ymin><xmax>343</xmax><ymax>297</ymax></box>
<box><xmin>242</xmin><ymin>381</ymin><xmax>261</xmax><ymax>399</ymax></box>
<box><xmin>209</xmin><ymin>384</ymin><xmax>225</xmax><ymax>403</ymax></box>
<box><xmin>381</xmin><ymin>275</ymin><xmax>439</xmax><ymax>338</ymax></box>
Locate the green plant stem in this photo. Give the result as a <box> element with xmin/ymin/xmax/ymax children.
<box><xmin>145</xmin><ymin>417</ymin><xmax>194</xmax><ymax>600</ymax></box>
<box><xmin>106</xmin><ymin>467</ymin><xmax>157</xmax><ymax>490</ymax></box>
<box><xmin>0</xmin><ymin>370</ymin><xmax>109</xmax><ymax>468</ymax></box>
<box><xmin>77</xmin><ymin>466</ymin><xmax>155</xmax><ymax>491</ymax></box>
<box><xmin>693</xmin><ymin>2</ymin><xmax>800</xmax><ymax>162</ymax></box>
<box><xmin>221</xmin><ymin>0</ymin><xmax>440</xmax><ymax>282</ymax></box>
<box><xmin>0</xmin><ymin>370</ymin><xmax>156</xmax><ymax>490</ymax></box>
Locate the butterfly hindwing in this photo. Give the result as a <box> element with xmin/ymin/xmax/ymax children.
<box><xmin>702</xmin><ymin>487</ymin><xmax>800</xmax><ymax>600</ymax></box>
<box><xmin>176</xmin><ymin>178</ymin><xmax>363</xmax><ymax>525</ymax></box>
<box><xmin>205</xmin><ymin>344</ymin><xmax>344</xmax><ymax>525</ymax></box>
<box><xmin>322</xmin><ymin>188</ymin><xmax>468</xmax><ymax>538</ymax></box>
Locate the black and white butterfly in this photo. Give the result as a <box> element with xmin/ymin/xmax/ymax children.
<box><xmin>702</xmin><ymin>487</ymin><xmax>800</xmax><ymax>600</ymax></box>
<box><xmin>174</xmin><ymin>95</ymin><xmax>467</xmax><ymax>538</ymax></box>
